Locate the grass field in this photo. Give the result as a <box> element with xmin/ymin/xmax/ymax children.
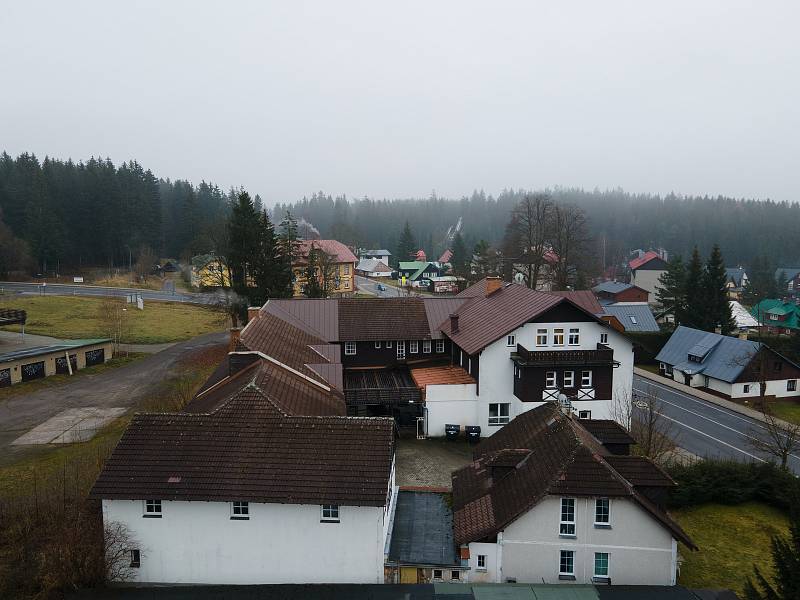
<box><xmin>767</xmin><ymin>399</ymin><xmax>800</xmax><ymax>425</ymax></box>
<box><xmin>0</xmin><ymin>295</ymin><xmax>226</xmax><ymax>344</ymax></box>
<box><xmin>674</xmin><ymin>502</ymin><xmax>789</xmax><ymax>595</ymax></box>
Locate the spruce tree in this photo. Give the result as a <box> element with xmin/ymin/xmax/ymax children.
<box><xmin>227</xmin><ymin>192</ymin><xmax>260</xmax><ymax>296</ymax></box>
<box><xmin>275</xmin><ymin>211</ymin><xmax>299</xmax><ymax>297</ymax></box>
<box><xmin>702</xmin><ymin>244</ymin><xmax>736</xmax><ymax>334</ymax></box>
<box><xmin>683</xmin><ymin>247</ymin><xmax>705</xmax><ymax>329</ymax></box>
<box><xmin>744</xmin><ymin>497</ymin><xmax>800</xmax><ymax>600</ymax></box>
<box><xmin>451</xmin><ymin>233</ymin><xmax>469</xmax><ymax>278</ymax></box>
<box><xmin>250</xmin><ymin>210</ymin><xmax>280</xmax><ymax>304</ymax></box>
<box><xmin>396</xmin><ymin>221</ymin><xmax>416</xmax><ymax>264</ymax></box>
<box><xmin>655</xmin><ymin>255</ymin><xmax>686</xmax><ymax>325</ymax></box>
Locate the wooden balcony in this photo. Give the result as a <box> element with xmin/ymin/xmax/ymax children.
<box><xmin>512</xmin><ymin>344</ymin><xmax>618</xmax><ymax>368</ymax></box>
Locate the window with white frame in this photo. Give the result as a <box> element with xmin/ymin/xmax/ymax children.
<box><xmin>423</xmin><ymin>340</ymin><xmax>431</xmax><ymax>353</ymax></box>
<box><xmin>559</xmin><ymin>550</ymin><xmax>575</xmax><ymax>576</ymax></box>
<box><xmin>344</xmin><ymin>342</ymin><xmax>357</xmax><ymax>356</ymax></box>
<box><xmin>559</xmin><ymin>498</ymin><xmax>576</xmax><ymax>536</ymax></box>
<box><xmin>386</xmin><ymin>341</ymin><xmax>393</xmax><ymax>348</ymax></box>
<box><xmin>231</xmin><ymin>501</ymin><xmax>249</xmax><ymax>520</ymax></box>
<box><xmin>397</xmin><ymin>341</ymin><xmax>406</xmax><ymax>359</ymax></box>
<box><xmin>410</xmin><ymin>340</ymin><xmax>419</xmax><ymax>354</ymax></box>
<box><xmin>129</xmin><ymin>549</ymin><xmax>141</xmax><ymax>568</ymax></box>
<box><xmin>507</xmin><ymin>334</ymin><xmax>516</xmax><ymax>347</ymax></box>
<box><xmin>563</xmin><ymin>371</ymin><xmax>575</xmax><ymax>388</ymax></box>
<box><xmin>595</xmin><ymin>498</ymin><xmax>610</xmax><ymax>525</ymax></box>
<box><xmin>436</xmin><ymin>339</ymin><xmax>445</xmax><ymax>353</ymax></box>
<box><xmin>344</xmin><ymin>264</ymin><xmax>350</xmax><ymax>275</ymax></box>
<box><xmin>600</xmin><ymin>332</ymin><xmax>608</xmax><ymax>345</ymax></box>
<box><xmin>321</xmin><ymin>505</ymin><xmax>339</xmax><ymax>522</ymax></box>
<box><xmin>581</xmin><ymin>370</ymin><xmax>592</xmax><ymax>387</ymax></box>
<box><xmin>568</xmin><ymin>328</ymin><xmax>580</xmax><ymax>345</ymax></box>
<box><xmin>537</xmin><ymin>328</ymin><xmax>548</xmax><ymax>346</ymax></box>
<box><xmin>477</xmin><ymin>554</ymin><xmax>486</xmax><ymax>570</ymax></box>
<box><xmin>594</xmin><ymin>552</ymin><xmax>609</xmax><ymax>578</ymax></box>
<box><xmin>553</xmin><ymin>328</ymin><xmax>565</xmax><ymax>345</ymax></box>
<box><xmin>489</xmin><ymin>403</ymin><xmax>510</xmax><ymax>425</ymax></box>
<box><xmin>789</xmin><ymin>380</ymin><xmax>797</xmax><ymax>392</ymax></box>
<box><xmin>546</xmin><ymin>371</ymin><xmax>557</xmax><ymax>388</ymax></box>
<box><xmin>375</xmin><ymin>341</ymin><xmax>381</xmax><ymax>349</ymax></box>
<box><xmin>143</xmin><ymin>499</ymin><xmax>162</xmax><ymax>517</ymax></box>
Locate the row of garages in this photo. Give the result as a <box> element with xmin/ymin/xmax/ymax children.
<box><xmin>0</xmin><ymin>339</ymin><xmax>113</xmax><ymax>387</ymax></box>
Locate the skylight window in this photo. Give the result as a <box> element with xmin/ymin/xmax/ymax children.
<box><xmin>629</xmin><ymin>315</ymin><xmax>637</xmax><ymax>325</ymax></box>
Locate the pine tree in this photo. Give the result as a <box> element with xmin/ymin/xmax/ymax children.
<box><xmin>227</xmin><ymin>192</ymin><xmax>260</xmax><ymax>299</ymax></box>
<box><xmin>683</xmin><ymin>247</ymin><xmax>705</xmax><ymax>329</ymax></box>
<box><xmin>451</xmin><ymin>233</ymin><xmax>469</xmax><ymax>278</ymax></box>
<box><xmin>744</xmin><ymin>497</ymin><xmax>800</xmax><ymax>600</ymax></box>
<box><xmin>396</xmin><ymin>221</ymin><xmax>416</xmax><ymax>264</ymax></box>
<box><xmin>275</xmin><ymin>211</ymin><xmax>299</xmax><ymax>297</ymax></box>
<box><xmin>702</xmin><ymin>244</ymin><xmax>736</xmax><ymax>335</ymax></box>
<box><xmin>655</xmin><ymin>255</ymin><xmax>686</xmax><ymax>325</ymax></box>
<box><xmin>250</xmin><ymin>210</ymin><xmax>280</xmax><ymax>304</ymax></box>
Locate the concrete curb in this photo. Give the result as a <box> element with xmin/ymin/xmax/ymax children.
<box><xmin>634</xmin><ymin>367</ymin><xmax>797</xmax><ymax>430</ymax></box>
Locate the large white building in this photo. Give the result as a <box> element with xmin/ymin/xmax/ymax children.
<box><xmin>453</xmin><ymin>403</ymin><xmax>696</xmax><ymax>586</ymax></box>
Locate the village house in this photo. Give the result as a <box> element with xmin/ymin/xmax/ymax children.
<box><xmin>360</xmin><ymin>248</ymin><xmax>392</xmax><ymax>264</ymax></box>
<box><xmin>775</xmin><ymin>267</ymin><xmax>800</xmax><ymax>296</ymax></box>
<box><xmin>656</xmin><ymin>325</ymin><xmax>800</xmax><ymax>399</ymax></box>
<box><xmin>628</xmin><ymin>251</ymin><xmax>668</xmax><ymax>302</ymax></box>
<box><xmin>91</xmin><ymin>312</ymin><xmax>396</xmax><ymax>585</ymax></box>
<box><xmin>251</xmin><ymin>277</ymin><xmax>633</xmax><ymax>437</ymax></box>
<box><xmin>593</xmin><ymin>281</ymin><xmax>650</xmax><ymax>304</ymax></box>
<box><xmin>292</xmin><ymin>239</ymin><xmax>358</xmax><ymax>296</ymax></box>
<box><xmin>356</xmin><ymin>257</ymin><xmax>393</xmax><ymax>278</ymax></box>
<box><xmin>600</xmin><ymin>303</ymin><xmax>660</xmax><ymax>333</ymax></box>
<box><xmin>752</xmin><ymin>298</ymin><xmax>800</xmax><ymax>334</ymax></box>
<box><xmin>396</xmin><ymin>261</ymin><xmax>442</xmax><ymax>287</ymax></box>
<box><xmin>190</xmin><ymin>253</ymin><xmax>230</xmax><ymax>288</ymax></box>
<box><xmin>452</xmin><ymin>403</ymin><xmax>695</xmax><ymax>585</ymax></box>
<box><xmin>724</xmin><ymin>267</ymin><xmax>748</xmax><ymax>299</ymax></box>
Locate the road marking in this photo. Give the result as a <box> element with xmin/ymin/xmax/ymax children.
<box><xmin>655</xmin><ymin>413</ymin><xmax>766</xmax><ymax>463</ymax></box>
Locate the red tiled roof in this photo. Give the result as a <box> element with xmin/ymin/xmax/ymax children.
<box><xmin>451</xmin><ymin>404</ymin><xmax>695</xmax><ymax>548</ymax></box>
<box><xmin>295</xmin><ymin>239</ymin><xmax>357</xmax><ymax>264</ymax></box>
<box><xmin>410</xmin><ymin>365</ymin><xmax>476</xmax><ymax>389</ymax></box>
<box><xmin>629</xmin><ymin>251</ymin><xmax>661</xmax><ymax>270</ymax></box>
<box><xmin>546</xmin><ymin>290</ymin><xmax>604</xmax><ymax>316</ymax></box>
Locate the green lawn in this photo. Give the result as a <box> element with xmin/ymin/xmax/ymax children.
<box><xmin>0</xmin><ymin>295</ymin><xmax>226</xmax><ymax>344</ymax></box>
<box><xmin>674</xmin><ymin>502</ymin><xmax>789</xmax><ymax>596</ymax></box>
<box><xmin>767</xmin><ymin>399</ymin><xmax>800</xmax><ymax>425</ymax></box>
<box><xmin>636</xmin><ymin>363</ymin><xmax>661</xmax><ymax>374</ymax></box>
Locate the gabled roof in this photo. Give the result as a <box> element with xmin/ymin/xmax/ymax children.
<box><xmin>593</xmin><ymin>280</ymin><xmax>635</xmax><ymax>294</ymax></box>
<box><xmin>730</xmin><ymin>300</ymin><xmax>759</xmax><ymax>329</ymax></box>
<box><xmin>725</xmin><ymin>267</ymin><xmax>747</xmax><ymax>288</ymax></box>
<box><xmin>752</xmin><ymin>299</ymin><xmax>800</xmax><ymax>330</ymax></box>
<box><xmin>90</xmin><ymin>384</ymin><xmax>394</xmax><ymax>506</ymax></box>
<box><xmin>547</xmin><ymin>290</ymin><xmax>605</xmax><ymax>316</ymax></box>
<box><xmin>447</xmin><ymin>279</ymin><xmax>610</xmax><ymax>355</ymax></box>
<box><xmin>438</xmin><ymin>249</ymin><xmax>453</xmax><ymax>264</ymax></box>
<box><xmin>602</xmin><ymin>303</ymin><xmax>660</xmax><ymax>332</ymax></box>
<box><xmin>629</xmin><ymin>251</ymin><xmax>666</xmax><ymax>271</ymax></box>
<box><xmin>356</xmin><ymin>258</ymin><xmax>392</xmax><ymax>273</ymax></box>
<box><xmin>338</xmin><ymin>298</ymin><xmax>434</xmax><ymax>341</ymax></box>
<box><xmin>295</xmin><ymin>239</ymin><xmax>357</xmax><ymax>264</ymax></box>
<box><xmin>775</xmin><ymin>267</ymin><xmax>800</xmax><ymax>282</ymax></box>
<box><xmin>655</xmin><ymin>326</ymin><xmax>761</xmax><ymax>383</ymax></box>
<box><xmin>362</xmin><ymin>248</ymin><xmax>391</xmax><ymax>256</ymax></box>
<box><xmin>451</xmin><ymin>404</ymin><xmax>694</xmax><ymax>548</ymax></box>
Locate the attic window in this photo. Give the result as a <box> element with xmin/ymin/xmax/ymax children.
<box><xmin>629</xmin><ymin>316</ymin><xmax>638</xmax><ymax>325</ymax></box>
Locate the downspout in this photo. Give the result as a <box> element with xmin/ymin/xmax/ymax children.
<box><xmin>496</xmin><ymin>532</ymin><xmax>503</xmax><ymax>583</ymax></box>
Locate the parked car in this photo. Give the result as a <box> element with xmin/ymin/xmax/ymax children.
<box><xmin>377</xmin><ymin>283</ymin><xmax>386</xmax><ymax>291</ymax></box>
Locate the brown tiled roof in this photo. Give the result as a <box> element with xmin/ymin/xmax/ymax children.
<box><xmin>422</xmin><ymin>297</ymin><xmax>470</xmax><ymax>339</ymax></box>
<box><xmin>91</xmin><ymin>385</ymin><xmax>393</xmax><ymax>506</ymax></box>
<box><xmin>606</xmin><ymin>456</ymin><xmax>675</xmax><ymax>488</ymax></box>
<box><xmin>262</xmin><ymin>298</ymin><xmax>338</xmax><ymax>341</ymax></box>
<box><xmin>410</xmin><ymin>365</ymin><xmax>476</xmax><ymax>389</ymax></box>
<box><xmin>546</xmin><ymin>290</ymin><xmax>604</xmax><ymax>316</ymax></box>
<box><xmin>337</xmin><ymin>298</ymin><xmax>432</xmax><ymax>341</ymax></box>
<box><xmin>295</xmin><ymin>239</ymin><xmax>358</xmax><ymax>265</ymax></box>
<box><xmin>580</xmin><ymin>419</ymin><xmax>637</xmax><ymax>446</ymax></box>
<box><xmin>451</xmin><ymin>404</ymin><xmax>695</xmax><ymax>549</ymax></box>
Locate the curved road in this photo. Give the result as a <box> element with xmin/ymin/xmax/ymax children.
<box><xmin>0</xmin><ymin>281</ymin><xmax>216</xmax><ymax>304</ymax></box>
<box><xmin>633</xmin><ymin>374</ymin><xmax>800</xmax><ymax>474</ymax></box>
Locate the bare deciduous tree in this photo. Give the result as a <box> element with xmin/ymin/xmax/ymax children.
<box><xmin>548</xmin><ymin>203</ymin><xmax>591</xmax><ymax>290</ymax></box>
<box><xmin>506</xmin><ymin>193</ymin><xmax>552</xmax><ymax>290</ymax></box>
<box><xmin>628</xmin><ymin>385</ymin><xmax>680</xmax><ymax>462</ymax></box>
<box><xmin>103</xmin><ymin>520</ymin><xmax>140</xmax><ymax>583</ymax></box>
<box><xmin>133</xmin><ymin>245</ymin><xmax>157</xmax><ymax>283</ymax></box>
<box><xmin>747</xmin><ymin>410</ymin><xmax>800</xmax><ymax>470</ymax></box>
<box><xmin>97</xmin><ymin>298</ymin><xmax>128</xmax><ymax>352</ymax></box>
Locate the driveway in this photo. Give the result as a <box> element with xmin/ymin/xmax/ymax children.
<box><xmin>396</xmin><ymin>437</ymin><xmax>473</xmax><ymax>489</ymax></box>
<box><xmin>0</xmin><ymin>331</ymin><xmax>226</xmax><ymax>465</ymax></box>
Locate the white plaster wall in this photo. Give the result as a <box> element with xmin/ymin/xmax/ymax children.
<box><xmin>500</xmin><ymin>495</ymin><xmax>676</xmax><ymax>585</ymax></box>
<box><xmin>475</xmin><ymin>320</ymin><xmax>633</xmax><ymax>435</ymax></box>
<box><xmin>425</xmin><ymin>382</ymin><xmax>479</xmax><ymax>437</ymax></box>
<box><xmin>729</xmin><ymin>379</ymin><xmax>800</xmax><ymax>399</ymax></box>
<box><xmin>632</xmin><ymin>270</ymin><xmax>666</xmax><ymax>300</ymax></box>
<box><xmin>466</xmin><ymin>541</ymin><xmax>500</xmax><ymax>583</ymax></box>
<box><xmin>103</xmin><ymin>499</ymin><xmax>386</xmax><ymax>584</ymax></box>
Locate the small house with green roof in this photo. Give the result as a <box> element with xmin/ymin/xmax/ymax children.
<box><xmin>397</xmin><ymin>261</ymin><xmax>442</xmax><ymax>287</ymax></box>
<box><xmin>751</xmin><ymin>299</ymin><xmax>800</xmax><ymax>334</ymax></box>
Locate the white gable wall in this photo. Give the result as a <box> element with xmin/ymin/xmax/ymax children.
<box><xmin>103</xmin><ymin>498</ymin><xmax>388</xmax><ymax>584</ymax></box>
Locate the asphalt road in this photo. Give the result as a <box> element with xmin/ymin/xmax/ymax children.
<box><xmin>633</xmin><ymin>374</ymin><xmax>800</xmax><ymax>474</ymax></box>
<box><xmin>356</xmin><ymin>275</ymin><xmax>407</xmax><ymax>297</ymax></box>
<box><xmin>0</xmin><ymin>281</ymin><xmax>214</xmax><ymax>304</ymax></box>
<box><xmin>0</xmin><ymin>331</ymin><xmax>227</xmax><ymax>465</ymax></box>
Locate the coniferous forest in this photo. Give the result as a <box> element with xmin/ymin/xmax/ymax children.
<box><xmin>3</xmin><ymin>151</ymin><xmax>800</xmax><ymax>276</ymax></box>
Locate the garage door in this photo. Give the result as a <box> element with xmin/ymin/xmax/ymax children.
<box><xmin>22</xmin><ymin>361</ymin><xmax>45</xmax><ymax>382</ymax></box>
<box><xmin>55</xmin><ymin>354</ymin><xmax>78</xmax><ymax>374</ymax></box>
<box><xmin>0</xmin><ymin>368</ymin><xmax>10</xmax><ymax>388</ymax></box>
<box><xmin>85</xmin><ymin>348</ymin><xmax>105</xmax><ymax>367</ymax></box>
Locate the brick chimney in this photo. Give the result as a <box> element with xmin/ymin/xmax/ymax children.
<box><xmin>229</xmin><ymin>327</ymin><xmax>242</xmax><ymax>351</ymax></box>
<box><xmin>485</xmin><ymin>276</ymin><xmax>502</xmax><ymax>297</ymax></box>
<box><xmin>450</xmin><ymin>313</ymin><xmax>460</xmax><ymax>333</ymax></box>
<box><xmin>247</xmin><ymin>306</ymin><xmax>261</xmax><ymax>323</ymax></box>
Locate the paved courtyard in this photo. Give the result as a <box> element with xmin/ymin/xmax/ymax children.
<box><xmin>396</xmin><ymin>437</ymin><xmax>474</xmax><ymax>489</ymax></box>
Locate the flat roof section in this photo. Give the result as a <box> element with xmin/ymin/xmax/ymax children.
<box><xmin>411</xmin><ymin>365</ymin><xmax>475</xmax><ymax>389</ymax></box>
<box><xmin>345</xmin><ymin>368</ymin><xmax>421</xmax><ymax>406</ymax></box>
<box><xmin>388</xmin><ymin>490</ymin><xmax>459</xmax><ymax>567</ymax></box>
<box><xmin>0</xmin><ymin>338</ymin><xmax>110</xmax><ymax>364</ymax></box>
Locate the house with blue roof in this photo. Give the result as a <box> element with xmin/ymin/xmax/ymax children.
<box><xmin>655</xmin><ymin>326</ymin><xmax>800</xmax><ymax>399</ymax></box>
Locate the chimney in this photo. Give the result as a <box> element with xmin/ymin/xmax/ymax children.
<box><xmin>739</xmin><ymin>330</ymin><xmax>748</xmax><ymax>340</ymax></box>
<box><xmin>485</xmin><ymin>276</ymin><xmax>502</xmax><ymax>297</ymax></box>
<box><xmin>714</xmin><ymin>325</ymin><xmax>722</xmax><ymax>335</ymax></box>
<box><xmin>247</xmin><ymin>306</ymin><xmax>261</xmax><ymax>323</ymax></box>
<box><xmin>450</xmin><ymin>313</ymin><xmax>459</xmax><ymax>333</ymax></box>
<box><xmin>229</xmin><ymin>327</ymin><xmax>242</xmax><ymax>351</ymax></box>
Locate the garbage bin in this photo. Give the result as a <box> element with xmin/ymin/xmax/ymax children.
<box><xmin>465</xmin><ymin>425</ymin><xmax>481</xmax><ymax>444</ymax></box>
<box><xmin>445</xmin><ymin>424</ymin><xmax>460</xmax><ymax>441</ymax></box>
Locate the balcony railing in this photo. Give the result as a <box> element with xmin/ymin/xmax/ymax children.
<box><xmin>512</xmin><ymin>343</ymin><xmax>618</xmax><ymax>368</ymax></box>
<box><xmin>542</xmin><ymin>387</ymin><xmax>595</xmax><ymax>401</ymax></box>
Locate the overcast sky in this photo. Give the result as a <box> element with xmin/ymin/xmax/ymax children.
<box><xmin>2</xmin><ymin>1</ymin><xmax>799</xmax><ymax>204</ymax></box>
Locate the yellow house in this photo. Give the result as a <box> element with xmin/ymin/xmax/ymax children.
<box><xmin>191</xmin><ymin>254</ymin><xmax>231</xmax><ymax>288</ymax></box>
<box><xmin>292</xmin><ymin>239</ymin><xmax>357</xmax><ymax>297</ymax></box>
